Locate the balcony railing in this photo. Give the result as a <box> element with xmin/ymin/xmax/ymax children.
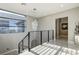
<box><xmin>18</xmin><ymin>30</ymin><xmax>54</xmax><ymax>54</ymax></box>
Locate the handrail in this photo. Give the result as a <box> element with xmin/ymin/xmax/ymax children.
<box><xmin>18</xmin><ymin>32</ymin><xmax>29</xmax><ymax>54</ymax></box>
<box><xmin>18</xmin><ymin>33</ymin><xmax>29</xmax><ymax>44</ymax></box>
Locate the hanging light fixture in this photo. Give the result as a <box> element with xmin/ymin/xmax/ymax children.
<box><xmin>32</xmin><ymin>8</ymin><xmax>38</xmax><ymax>31</ymax></box>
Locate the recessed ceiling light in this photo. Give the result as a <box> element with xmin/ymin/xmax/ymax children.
<box><xmin>21</xmin><ymin>3</ymin><xmax>27</xmax><ymax>6</ymax></box>
<box><xmin>60</xmin><ymin>4</ymin><xmax>64</xmax><ymax>8</ymax></box>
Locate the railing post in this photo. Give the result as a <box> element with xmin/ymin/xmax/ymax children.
<box><xmin>52</xmin><ymin>30</ymin><xmax>54</xmax><ymax>40</ymax></box>
<box><xmin>18</xmin><ymin>44</ymin><xmax>20</xmax><ymax>54</ymax></box>
<box><xmin>28</xmin><ymin>32</ymin><xmax>30</xmax><ymax>51</ymax></box>
<box><xmin>48</xmin><ymin>30</ymin><xmax>49</xmax><ymax>42</ymax></box>
<box><xmin>22</xmin><ymin>40</ymin><xmax>24</xmax><ymax>50</ymax></box>
<box><xmin>40</xmin><ymin>31</ymin><xmax>42</xmax><ymax>45</ymax></box>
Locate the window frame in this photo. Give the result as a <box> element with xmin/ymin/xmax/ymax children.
<box><xmin>0</xmin><ymin>9</ymin><xmax>26</xmax><ymax>33</ymax></box>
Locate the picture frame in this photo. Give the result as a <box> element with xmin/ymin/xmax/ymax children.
<box><xmin>62</xmin><ymin>23</ymin><xmax>68</xmax><ymax>30</ymax></box>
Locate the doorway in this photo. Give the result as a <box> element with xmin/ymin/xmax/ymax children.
<box><xmin>55</xmin><ymin>17</ymin><xmax>68</xmax><ymax>42</ymax></box>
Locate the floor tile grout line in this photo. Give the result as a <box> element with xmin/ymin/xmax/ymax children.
<box><xmin>35</xmin><ymin>46</ymin><xmax>46</xmax><ymax>52</ymax></box>
<box><xmin>38</xmin><ymin>47</ymin><xmax>49</xmax><ymax>54</ymax></box>
<box><xmin>42</xmin><ymin>48</ymin><xmax>51</xmax><ymax>55</ymax></box>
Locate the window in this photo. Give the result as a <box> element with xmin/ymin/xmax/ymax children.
<box><xmin>0</xmin><ymin>10</ymin><xmax>25</xmax><ymax>33</ymax></box>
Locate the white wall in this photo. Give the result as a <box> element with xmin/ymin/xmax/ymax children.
<box><xmin>0</xmin><ymin>16</ymin><xmax>34</xmax><ymax>53</ymax></box>
<box><xmin>38</xmin><ymin>7</ymin><xmax>79</xmax><ymax>45</ymax></box>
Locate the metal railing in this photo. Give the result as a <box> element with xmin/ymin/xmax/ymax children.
<box><xmin>18</xmin><ymin>30</ymin><xmax>54</xmax><ymax>54</ymax></box>
<box><xmin>18</xmin><ymin>33</ymin><xmax>29</xmax><ymax>53</ymax></box>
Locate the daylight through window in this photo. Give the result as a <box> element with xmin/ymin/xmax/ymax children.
<box><xmin>0</xmin><ymin>10</ymin><xmax>25</xmax><ymax>33</ymax></box>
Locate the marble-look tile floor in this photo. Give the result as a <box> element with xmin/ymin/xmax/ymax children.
<box><xmin>19</xmin><ymin>49</ymin><xmax>35</xmax><ymax>55</ymax></box>
<box><xmin>19</xmin><ymin>39</ymin><xmax>79</xmax><ymax>55</ymax></box>
<box><xmin>49</xmin><ymin>39</ymin><xmax>79</xmax><ymax>50</ymax></box>
<box><xmin>20</xmin><ymin>42</ymin><xmax>79</xmax><ymax>55</ymax></box>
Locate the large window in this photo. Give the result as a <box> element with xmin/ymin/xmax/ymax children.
<box><xmin>0</xmin><ymin>10</ymin><xmax>25</xmax><ymax>33</ymax></box>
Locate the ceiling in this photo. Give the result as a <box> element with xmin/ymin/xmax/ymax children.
<box><xmin>0</xmin><ymin>3</ymin><xmax>79</xmax><ymax>18</ymax></box>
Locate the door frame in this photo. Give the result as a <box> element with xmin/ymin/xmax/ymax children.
<box><xmin>55</xmin><ymin>17</ymin><xmax>68</xmax><ymax>40</ymax></box>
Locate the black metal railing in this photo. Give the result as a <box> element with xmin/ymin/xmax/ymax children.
<box><xmin>18</xmin><ymin>33</ymin><xmax>29</xmax><ymax>53</ymax></box>
<box><xmin>18</xmin><ymin>30</ymin><xmax>54</xmax><ymax>54</ymax></box>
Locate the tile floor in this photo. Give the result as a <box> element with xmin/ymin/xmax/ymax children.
<box><xmin>19</xmin><ymin>39</ymin><xmax>79</xmax><ymax>55</ymax></box>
